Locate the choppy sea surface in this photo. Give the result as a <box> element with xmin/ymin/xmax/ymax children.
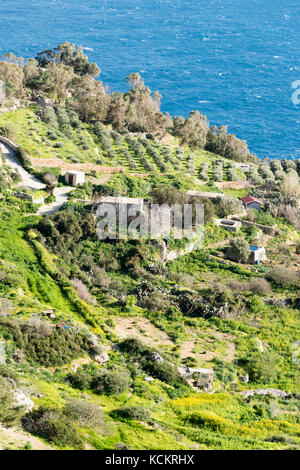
<box><xmin>0</xmin><ymin>0</ymin><xmax>299</xmax><ymax>159</ymax></box>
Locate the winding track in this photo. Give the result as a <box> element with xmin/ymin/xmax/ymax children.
<box><xmin>0</xmin><ymin>142</ymin><xmax>74</xmax><ymax>215</ymax></box>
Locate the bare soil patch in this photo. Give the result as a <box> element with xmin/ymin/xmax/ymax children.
<box><xmin>180</xmin><ymin>329</ymin><xmax>236</xmax><ymax>363</ymax></box>
<box><xmin>0</xmin><ymin>424</ymin><xmax>52</xmax><ymax>450</ymax></box>
<box><xmin>114</xmin><ymin>317</ymin><xmax>173</xmax><ymax>347</ymax></box>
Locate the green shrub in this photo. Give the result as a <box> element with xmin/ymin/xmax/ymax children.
<box><xmin>63</xmin><ymin>399</ymin><xmax>105</xmax><ymax>428</ymax></box>
<box><xmin>0</xmin><ymin>377</ymin><xmax>26</xmax><ymax>426</ymax></box>
<box><xmin>45</xmin><ymin>194</ymin><xmax>56</xmax><ymax>204</ymax></box>
<box><xmin>245</xmin><ymin>351</ymin><xmax>279</xmax><ymax>384</ymax></box>
<box><xmin>0</xmin><ymin>365</ymin><xmax>18</xmax><ymax>382</ymax></box>
<box><xmin>143</xmin><ymin>361</ymin><xmax>186</xmax><ymax>387</ymax></box>
<box><xmin>93</xmin><ymin>371</ymin><xmax>130</xmax><ymax>395</ymax></box>
<box><xmin>67</xmin><ymin>368</ymin><xmax>93</xmax><ymax>390</ymax></box>
<box><xmin>24</xmin><ymin>328</ymin><xmax>92</xmax><ymax>367</ymax></box>
<box><xmin>0</xmin><ymin>317</ymin><xmax>94</xmax><ymax>367</ymax></box>
<box><xmin>163</xmin><ymin>383</ymin><xmax>191</xmax><ymax>399</ymax></box>
<box><xmin>24</xmin><ymin>441</ymin><xmax>32</xmax><ymax>450</ymax></box>
<box><xmin>22</xmin><ymin>407</ymin><xmax>83</xmax><ymax>449</ymax></box>
<box><xmin>266</xmin><ymin>266</ymin><xmax>299</xmax><ymax>288</ymax></box>
<box><xmin>120</xmin><ymin>337</ymin><xmax>151</xmax><ymax>357</ymax></box>
<box><xmin>112</xmin><ymin>406</ymin><xmax>151</xmax><ymax>422</ymax></box>
<box><xmin>256</xmin><ymin>212</ymin><xmax>276</xmax><ymax>227</ymax></box>
<box><xmin>186</xmin><ymin>410</ymin><xmax>232</xmax><ymax>433</ymax></box>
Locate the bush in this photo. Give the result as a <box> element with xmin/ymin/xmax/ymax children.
<box><xmin>63</xmin><ymin>399</ymin><xmax>105</xmax><ymax>428</ymax></box>
<box><xmin>45</xmin><ymin>194</ymin><xmax>56</xmax><ymax>204</ymax></box>
<box><xmin>24</xmin><ymin>327</ymin><xmax>92</xmax><ymax>367</ymax></box>
<box><xmin>0</xmin><ymin>365</ymin><xmax>18</xmax><ymax>382</ymax></box>
<box><xmin>24</xmin><ymin>441</ymin><xmax>32</xmax><ymax>450</ymax></box>
<box><xmin>0</xmin><ymin>298</ymin><xmax>13</xmax><ymax>316</ymax></box>
<box><xmin>42</xmin><ymin>172</ymin><xmax>58</xmax><ymax>186</ymax></box>
<box><xmin>143</xmin><ymin>361</ymin><xmax>186</xmax><ymax>386</ymax></box>
<box><xmin>245</xmin><ymin>351</ymin><xmax>279</xmax><ymax>384</ymax></box>
<box><xmin>0</xmin><ymin>317</ymin><xmax>94</xmax><ymax>367</ymax></box>
<box><xmin>150</xmin><ymin>185</ymin><xmax>187</xmax><ymax>206</ymax></box>
<box><xmin>255</xmin><ymin>212</ymin><xmax>276</xmax><ymax>227</ymax></box>
<box><xmin>93</xmin><ymin>371</ymin><xmax>130</xmax><ymax>395</ymax></box>
<box><xmin>112</xmin><ymin>406</ymin><xmax>151</xmax><ymax>422</ymax></box>
<box><xmin>163</xmin><ymin>383</ymin><xmax>191</xmax><ymax>399</ymax></box>
<box><xmin>120</xmin><ymin>337</ymin><xmax>151</xmax><ymax>357</ymax></box>
<box><xmin>71</xmin><ymin>278</ymin><xmax>94</xmax><ymax>304</ymax></box>
<box><xmin>22</xmin><ymin>407</ymin><xmax>83</xmax><ymax>449</ymax></box>
<box><xmin>227</xmin><ymin>238</ymin><xmax>249</xmax><ymax>263</ymax></box>
<box><xmin>247</xmin><ymin>278</ymin><xmax>271</xmax><ymax>295</ymax></box>
<box><xmin>216</xmin><ymin>196</ymin><xmax>244</xmax><ymax>217</ymax></box>
<box><xmin>0</xmin><ymin>377</ymin><xmax>26</xmax><ymax>426</ymax></box>
<box><xmin>67</xmin><ymin>368</ymin><xmax>93</xmax><ymax>390</ymax></box>
<box><xmin>266</xmin><ymin>266</ymin><xmax>299</xmax><ymax>287</ymax></box>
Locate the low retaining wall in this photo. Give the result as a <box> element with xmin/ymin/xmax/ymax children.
<box><xmin>0</xmin><ymin>135</ymin><xmax>18</xmax><ymax>151</ymax></box>
<box><xmin>231</xmin><ymin>217</ymin><xmax>280</xmax><ymax>236</ymax></box>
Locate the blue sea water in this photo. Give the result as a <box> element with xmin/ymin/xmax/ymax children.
<box><xmin>0</xmin><ymin>0</ymin><xmax>299</xmax><ymax>160</ymax></box>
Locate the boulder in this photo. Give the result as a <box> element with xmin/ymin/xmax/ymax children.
<box><xmin>89</xmin><ymin>334</ymin><xmax>99</xmax><ymax>347</ymax></box>
<box><xmin>148</xmin><ymin>352</ymin><xmax>164</xmax><ymax>363</ymax></box>
<box><xmin>13</xmin><ymin>389</ymin><xmax>34</xmax><ymax>412</ymax></box>
<box><xmin>93</xmin><ymin>350</ymin><xmax>109</xmax><ymax>364</ymax></box>
<box><xmin>238</xmin><ymin>373</ymin><xmax>249</xmax><ymax>383</ymax></box>
<box><xmin>254</xmin><ymin>337</ymin><xmax>264</xmax><ymax>352</ymax></box>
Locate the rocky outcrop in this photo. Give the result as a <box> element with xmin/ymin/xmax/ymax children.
<box><xmin>238</xmin><ymin>373</ymin><xmax>249</xmax><ymax>383</ymax></box>
<box><xmin>92</xmin><ymin>350</ymin><xmax>109</xmax><ymax>364</ymax></box>
<box><xmin>13</xmin><ymin>389</ymin><xmax>34</xmax><ymax>411</ymax></box>
<box><xmin>254</xmin><ymin>338</ymin><xmax>264</xmax><ymax>352</ymax></box>
<box><xmin>264</xmin><ymin>297</ymin><xmax>290</xmax><ymax>308</ymax></box>
<box><xmin>148</xmin><ymin>352</ymin><xmax>164</xmax><ymax>363</ymax></box>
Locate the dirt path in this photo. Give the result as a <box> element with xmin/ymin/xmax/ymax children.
<box><xmin>1</xmin><ymin>142</ymin><xmax>74</xmax><ymax>215</ymax></box>
<box><xmin>0</xmin><ymin>142</ymin><xmax>46</xmax><ymax>190</ymax></box>
<box><xmin>0</xmin><ymin>423</ymin><xmax>52</xmax><ymax>450</ymax></box>
<box><xmin>37</xmin><ymin>186</ymin><xmax>74</xmax><ymax>215</ymax></box>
